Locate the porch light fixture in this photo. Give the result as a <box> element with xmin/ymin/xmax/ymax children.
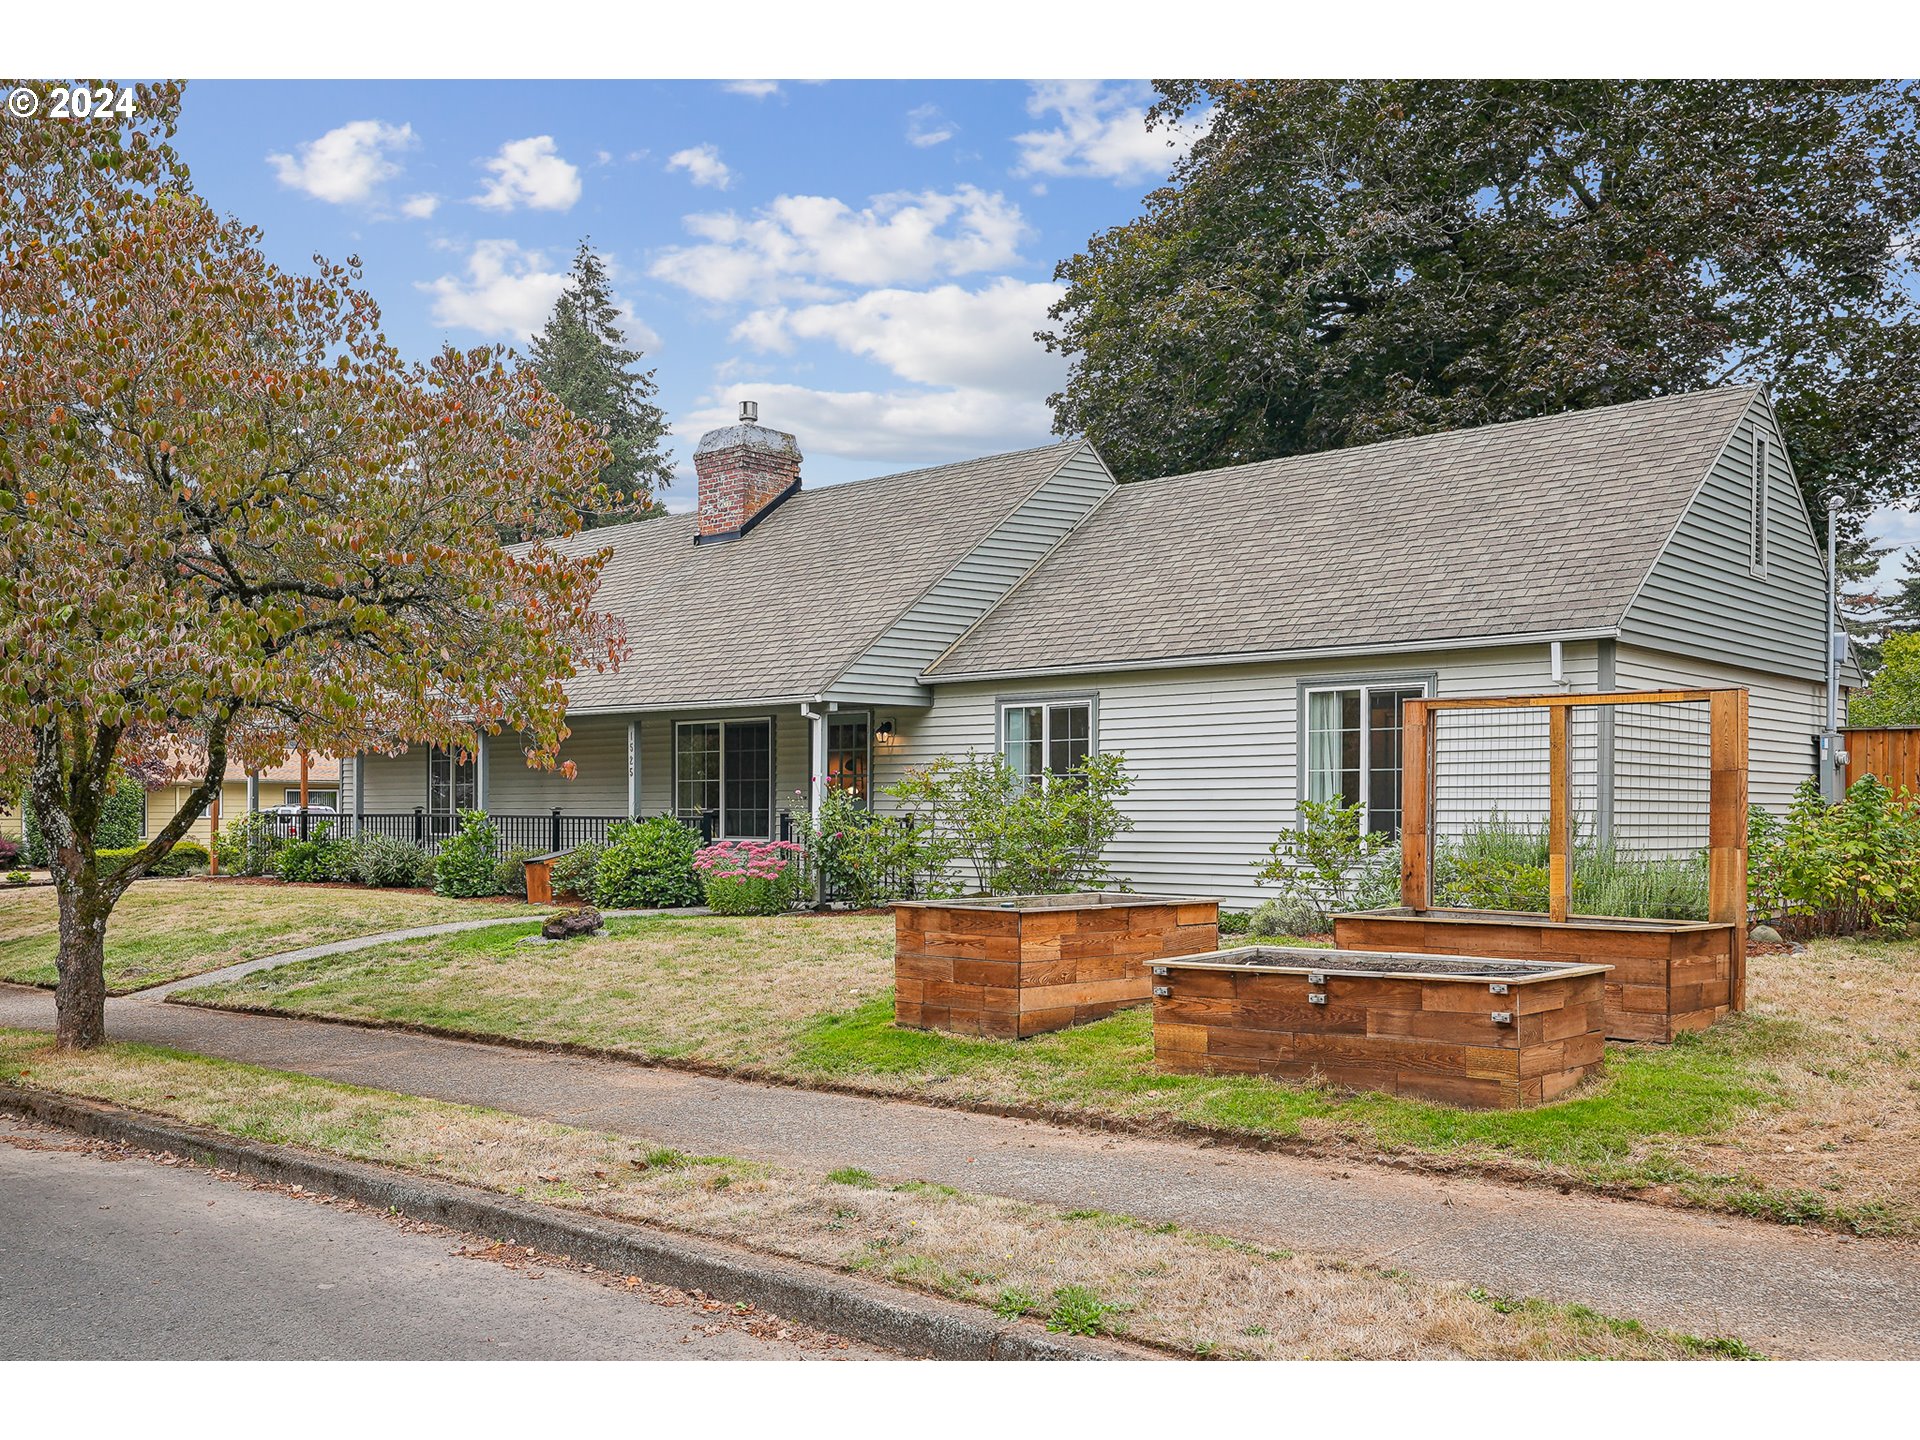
<box><xmin>876</xmin><ymin>719</ymin><xmax>896</xmax><ymax>741</ymax></box>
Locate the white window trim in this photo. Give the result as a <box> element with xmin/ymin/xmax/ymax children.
<box><xmin>1750</xmin><ymin>432</ymin><xmax>1771</xmax><ymax>578</ymax></box>
<box><xmin>1300</xmin><ymin>678</ymin><xmax>1432</xmax><ymax>834</ymax></box>
<box><xmin>425</xmin><ymin>744</ymin><xmax>477</xmax><ymax>819</ymax></box>
<box><xmin>995</xmin><ymin>693</ymin><xmax>1099</xmax><ymax>787</ymax></box>
<box><xmin>674</xmin><ymin>716</ymin><xmax>776</xmax><ymax>839</ymax></box>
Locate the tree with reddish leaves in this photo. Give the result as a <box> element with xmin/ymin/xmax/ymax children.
<box><xmin>0</xmin><ymin>81</ymin><xmax>632</xmax><ymax>1047</ymax></box>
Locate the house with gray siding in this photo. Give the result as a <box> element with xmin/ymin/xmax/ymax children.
<box><xmin>343</xmin><ymin>385</ymin><xmax>1854</xmax><ymax>905</ymax></box>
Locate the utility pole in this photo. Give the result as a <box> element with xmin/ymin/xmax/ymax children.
<box><xmin>1824</xmin><ymin>493</ymin><xmax>1847</xmax><ymax>800</ymax></box>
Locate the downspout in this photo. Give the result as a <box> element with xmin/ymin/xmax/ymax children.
<box><xmin>798</xmin><ymin>703</ymin><xmax>826</xmax><ymax>825</ymax></box>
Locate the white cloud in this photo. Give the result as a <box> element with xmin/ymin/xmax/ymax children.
<box><xmin>267</xmin><ymin>120</ymin><xmax>415</xmax><ymax>205</ymax></box>
<box><xmin>400</xmin><ymin>192</ymin><xmax>440</xmax><ymax>220</ymax></box>
<box><xmin>907</xmin><ymin>104</ymin><xmax>956</xmax><ymax>149</ymax></box>
<box><xmin>733</xmin><ymin>278</ymin><xmax>1064</xmax><ymax>396</ymax></box>
<box><xmin>650</xmin><ymin>185</ymin><xmax>1030</xmax><ymax>303</ymax></box>
<box><xmin>722</xmin><ymin>80</ymin><xmax>782</xmax><ymax>99</ymax></box>
<box><xmin>418</xmin><ymin>240</ymin><xmax>569</xmax><ymax>340</ymax></box>
<box><xmin>680</xmin><ymin>382</ymin><xmax>1055</xmax><ymax>466</ymax></box>
<box><xmin>1013</xmin><ymin>80</ymin><xmax>1200</xmax><ymax>184</ymax></box>
<box><xmin>473</xmin><ymin>136</ymin><xmax>581</xmax><ymax>212</ymax></box>
<box><xmin>667</xmin><ymin>143</ymin><xmax>734</xmax><ymax>190</ymax></box>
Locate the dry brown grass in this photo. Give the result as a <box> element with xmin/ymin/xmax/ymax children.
<box><xmin>1649</xmin><ymin>938</ymin><xmax>1920</xmax><ymax>1225</ymax></box>
<box><xmin>0</xmin><ymin>879</ymin><xmax>541</xmax><ymax>992</ymax></box>
<box><xmin>187</xmin><ymin>912</ymin><xmax>893</xmax><ymax>1061</ymax></box>
<box><xmin>0</xmin><ymin>1028</ymin><xmax>1751</xmax><ymax>1360</ymax></box>
<box><xmin>184</xmin><ymin>913</ymin><xmax>1920</xmax><ymax>1234</ymax></box>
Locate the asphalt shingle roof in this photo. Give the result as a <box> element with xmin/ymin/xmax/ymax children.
<box><xmin>926</xmin><ymin>387</ymin><xmax>1763</xmax><ymax>681</ymax></box>
<box><xmin>548</xmin><ymin>441</ymin><xmax>1085</xmax><ymax>710</ymax></box>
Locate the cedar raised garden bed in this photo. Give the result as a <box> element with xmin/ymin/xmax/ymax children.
<box><xmin>1332</xmin><ymin>909</ymin><xmax>1738</xmax><ymax>1044</ymax></box>
<box><xmin>1152</xmin><ymin>946</ymin><xmax>1610</xmax><ymax>1109</ymax></box>
<box><xmin>894</xmin><ymin>893</ymin><xmax>1220</xmax><ymax>1039</ymax></box>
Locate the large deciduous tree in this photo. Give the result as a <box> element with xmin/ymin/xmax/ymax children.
<box><xmin>0</xmin><ymin>81</ymin><xmax>625</xmax><ymax>1047</ymax></box>
<box><xmin>1043</xmin><ymin>80</ymin><xmax>1920</xmax><ymax>533</ymax></box>
<box><xmin>528</xmin><ymin>239</ymin><xmax>671</xmax><ymax>527</ymax></box>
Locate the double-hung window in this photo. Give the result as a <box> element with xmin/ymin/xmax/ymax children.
<box><xmin>1001</xmin><ymin>699</ymin><xmax>1093</xmax><ymax>789</ymax></box>
<box><xmin>675</xmin><ymin>719</ymin><xmax>774</xmax><ymax>838</ymax></box>
<box><xmin>1303</xmin><ymin>682</ymin><xmax>1427</xmax><ymax>835</ymax></box>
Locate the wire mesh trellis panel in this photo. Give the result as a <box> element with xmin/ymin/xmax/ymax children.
<box><xmin>1426</xmin><ymin>696</ymin><xmax>1714</xmax><ymax>920</ymax></box>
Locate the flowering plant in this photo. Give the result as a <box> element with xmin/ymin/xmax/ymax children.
<box><xmin>694</xmin><ymin>839</ymin><xmax>806</xmax><ymax>915</ymax></box>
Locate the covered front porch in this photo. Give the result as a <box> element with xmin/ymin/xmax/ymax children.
<box><xmin>340</xmin><ymin>700</ymin><xmax>911</xmax><ymax>854</ymax></box>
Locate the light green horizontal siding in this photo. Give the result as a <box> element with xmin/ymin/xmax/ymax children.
<box><xmin>875</xmin><ymin>643</ymin><xmax>1599</xmax><ymax>908</ymax></box>
<box><xmin>1622</xmin><ymin>398</ymin><xmax>1829</xmax><ymax>682</ymax></box>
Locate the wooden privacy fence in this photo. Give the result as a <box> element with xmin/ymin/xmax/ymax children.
<box><xmin>1400</xmin><ymin>688</ymin><xmax>1749</xmax><ymax>930</ymax></box>
<box><xmin>1842</xmin><ymin>727</ymin><xmax>1920</xmax><ymax>797</ymax></box>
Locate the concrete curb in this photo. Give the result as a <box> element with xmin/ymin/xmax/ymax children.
<box><xmin>0</xmin><ymin>1085</ymin><xmax>1149</xmax><ymax>1363</ymax></box>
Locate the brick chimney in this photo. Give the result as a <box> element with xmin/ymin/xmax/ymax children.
<box><xmin>693</xmin><ymin>401</ymin><xmax>802</xmax><ymax>543</ymax></box>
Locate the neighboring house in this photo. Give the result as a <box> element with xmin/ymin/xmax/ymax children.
<box><xmin>147</xmin><ymin>754</ymin><xmax>342</xmax><ymax>848</ymax></box>
<box><xmin>1</xmin><ymin>755</ymin><xmax>339</xmax><ymax>852</ymax></box>
<box><xmin>345</xmin><ymin>385</ymin><xmax>1856</xmax><ymax>905</ymax></box>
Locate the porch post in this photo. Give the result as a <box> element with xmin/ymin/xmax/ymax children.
<box><xmin>475</xmin><ymin>732</ymin><xmax>490</xmax><ymax>814</ymax></box>
<box><xmin>245</xmin><ymin>773</ymin><xmax>260</xmax><ymax>815</ymax></box>
<box><xmin>627</xmin><ymin>718</ymin><xmax>641</xmax><ymax>820</ymax></box>
<box><xmin>352</xmin><ymin>753</ymin><xmax>366</xmax><ymax>826</ymax></box>
<box><xmin>809</xmin><ymin>708</ymin><xmax>827</xmax><ymax>825</ymax></box>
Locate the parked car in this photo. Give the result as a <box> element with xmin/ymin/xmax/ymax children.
<box><xmin>266</xmin><ymin>803</ymin><xmax>338</xmax><ymax>838</ymax></box>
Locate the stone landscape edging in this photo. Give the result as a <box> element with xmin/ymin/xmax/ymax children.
<box><xmin>0</xmin><ymin>1083</ymin><xmax>1147</xmax><ymax>1362</ymax></box>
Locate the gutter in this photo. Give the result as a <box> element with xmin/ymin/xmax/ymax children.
<box><xmin>920</xmin><ymin>627</ymin><xmax>1624</xmax><ymax>687</ymax></box>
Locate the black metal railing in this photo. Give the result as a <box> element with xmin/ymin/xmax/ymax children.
<box><xmin>299</xmin><ymin>809</ymin><xmax>722</xmax><ymax>859</ymax></box>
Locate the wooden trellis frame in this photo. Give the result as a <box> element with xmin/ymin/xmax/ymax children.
<box><xmin>1399</xmin><ymin>687</ymin><xmax>1749</xmax><ymax>937</ymax></box>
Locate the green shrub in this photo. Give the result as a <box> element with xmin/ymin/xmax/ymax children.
<box><xmin>1245</xmin><ymin>894</ymin><xmax>1327</xmax><ymax>938</ymax></box>
<box><xmin>694</xmin><ymin>839</ymin><xmax>805</xmax><ymax>915</ymax></box>
<box><xmin>1749</xmin><ymin>776</ymin><xmax>1920</xmax><ymax>935</ymax></box>
<box><xmin>548</xmin><ymin>843</ymin><xmax>602</xmax><ymax>901</ymax></box>
<box><xmin>493</xmin><ymin>848</ymin><xmax>537</xmax><ymax>900</ymax></box>
<box><xmin>5</xmin><ymin>869</ymin><xmax>28</xmax><ymax>885</ymax></box>
<box><xmin>23</xmin><ymin>770</ymin><xmax>146</xmax><ymax>865</ymax></box>
<box><xmin>0</xmin><ymin>836</ymin><xmax>21</xmax><ymax>868</ymax></box>
<box><xmin>215</xmin><ymin>810</ymin><xmax>284</xmax><ymax>877</ymax></box>
<box><xmin>1253</xmin><ymin>797</ymin><xmax>1398</xmax><ymax>929</ymax></box>
<box><xmin>1217</xmin><ymin>909</ymin><xmax>1251</xmax><ymax>935</ymax></box>
<box><xmin>433</xmin><ymin>811</ymin><xmax>501</xmax><ymax>898</ymax></box>
<box><xmin>884</xmin><ymin>751</ymin><xmax>1133</xmax><ymax>895</ymax></box>
<box><xmin>274</xmin><ymin>824</ymin><xmax>352</xmax><ymax>884</ymax></box>
<box><xmin>98</xmin><ymin>841</ymin><xmax>209</xmax><ymax>878</ymax></box>
<box><xmin>349</xmin><ymin>832</ymin><xmax>432</xmax><ymax>888</ymax></box>
<box><xmin>790</xmin><ymin>784</ymin><xmax>948</xmax><ymax>907</ymax></box>
<box><xmin>593</xmin><ymin>816</ymin><xmax>702</xmax><ymax>909</ymax></box>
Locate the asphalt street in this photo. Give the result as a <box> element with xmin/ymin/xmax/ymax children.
<box><xmin>0</xmin><ymin>1117</ymin><xmax>882</xmax><ymax>1361</ymax></box>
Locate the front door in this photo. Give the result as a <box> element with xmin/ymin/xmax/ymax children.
<box><xmin>428</xmin><ymin>744</ymin><xmax>477</xmax><ymax>836</ymax></box>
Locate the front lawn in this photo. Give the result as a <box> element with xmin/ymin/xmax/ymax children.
<box><xmin>0</xmin><ymin>880</ymin><xmax>543</xmax><ymax>993</ymax></box>
<box><xmin>0</xmin><ymin>1029</ymin><xmax>1756</xmax><ymax>1360</ymax></box>
<box><xmin>180</xmin><ymin>913</ymin><xmax>1920</xmax><ymax>1234</ymax></box>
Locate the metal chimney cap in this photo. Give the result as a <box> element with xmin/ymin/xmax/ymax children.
<box><xmin>738</xmin><ymin>400</ymin><xmax>759</xmax><ymax>424</ymax></box>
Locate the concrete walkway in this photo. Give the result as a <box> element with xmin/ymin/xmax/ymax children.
<box><xmin>140</xmin><ymin>907</ymin><xmax>701</xmax><ymax>998</ymax></box>
<box><xmin>1</xmin><ymin>983</ymin><xmax>1914</xmax><ymax>1359</ymax></box>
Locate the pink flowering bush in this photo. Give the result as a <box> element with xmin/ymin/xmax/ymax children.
<box><xmin>693</xmin><ymin>839</ymin><xmax>806</xmax><ymax>915</ymax></box>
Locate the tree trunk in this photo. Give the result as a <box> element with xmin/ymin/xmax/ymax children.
<box><xmin>53</xmin><ymin>874</ymin><xmax>111</xmax><ymax>1049</ymax></box>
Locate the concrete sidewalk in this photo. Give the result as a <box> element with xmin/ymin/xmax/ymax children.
<box><xmin>2</xmin><ymin>982</ymin><xmax>1915</xmax><ymax>1359</ymax></box>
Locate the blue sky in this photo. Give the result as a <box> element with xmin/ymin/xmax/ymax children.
<box><xmin>174</xmin><ymin>79</ymin><xmax>1197</xmax><ymax>505</ymax></box>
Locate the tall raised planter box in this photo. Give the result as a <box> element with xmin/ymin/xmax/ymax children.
<box><xmin>1153</xmin><ymin>947</ymin><xmax>1610</xmax><ymax>1109</ymax></box>
<box><xmin>1333</xmin><ymin>909</ymin><xmax>1736</xmax><ymax>1044</ymax></box>
<box><xmin>894</xmin><ymin>893</ymin><xmax>1220</xmax><ymax>1039</ymax></box>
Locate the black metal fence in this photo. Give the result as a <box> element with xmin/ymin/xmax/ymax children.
<box><xmin>284</xmin><ymin>808</ymin><xmax>742</xmax><ymax>858</ymax></box>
